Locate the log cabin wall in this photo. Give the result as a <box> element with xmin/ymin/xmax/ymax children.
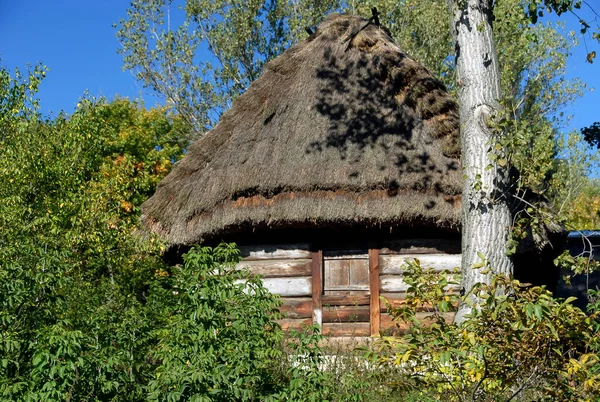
<box><xmin>378</xmin><ymin>239</ymin><xmax>461</xmax><ymax>335</ymax></box>
<box><xmin>237</xmin><ymin>244</ymin><xmax>314</xmax><ymax>332</ymax></box>
<box><xmin>236</xmin><ymin>237</ymin><xmax>461</xmax><ymax>337</ymax></box>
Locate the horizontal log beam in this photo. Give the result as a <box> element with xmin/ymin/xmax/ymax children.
<box><xmin>379</xmin><ymin>293</ymin><xmax>459</xmax><ymax>310</ymax></box>
<box><xmin>277</xmin><ymin>318</ymin><xmax>312</xmax><ymax>331</ymax></box>
<box><xmin>322</xmin><ymin>305</ymin><xmax>370</xmax><ymax>323</ymax></box>
<box><xmin>279</xmin><ymin>297</ymin><xmax>313</xmax><ymax>319</ymax></box>
<box><xmin>379</xmin><ymin>275</ymin><xmax>408</xmax><ymax>293</ymax></box>
<box><xmin>380</xmin><ymin>312</ymin><xmax>455</xmax><ymax>335</ymax></box>
<box><xmin>323</xmin><ymin>254</ymin><xmax>368</xmax><ymax>260</ymax></box>
<box><xmin>380</xmin><ymin>254</ymin><xmax>461</xmax><ymax>274</ymax></box>
<box><xmin>262</xmin><ymin>277</ymin><xmax>312</xmax><ymax>297</ymax></box>
<box><xmin>239</xmin><ymin>244</ymin><xmax>311</xmax><ymax>260</ymax></box>
<box><xmin>321</xmin><ymin>294</ymin><xmax>370</xmax><ymax>306</ymax></box>
<box><xmin>236</xmin><ymin>259</ymin><xmax>312</xmax><ymax>277</ymax></box>
<box><xmin>380</xmin><ymin>276</ymin><xmax>459</xmax><ymax>293</ymax></box>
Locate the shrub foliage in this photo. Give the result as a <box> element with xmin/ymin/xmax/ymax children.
<box><xmin>372</xmin><ymin>260</ymin><xmax>600</xmax><ymax>401</ymax></box>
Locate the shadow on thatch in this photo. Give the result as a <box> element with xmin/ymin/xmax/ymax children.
<box><xmin>141</xmin><ymin>13</ymin><xmax>463</xmax><ymax>246</ymax></box>
<box><xmin>306</xmin><ymin>15</ymin><xmax>460</xmax><ymax>202</ymax></box>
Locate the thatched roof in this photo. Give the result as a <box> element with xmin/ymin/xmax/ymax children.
<box><xmin>141</xmin><ymin>13</ymin><xmax>462</xmax><ymax>245</ymax></box>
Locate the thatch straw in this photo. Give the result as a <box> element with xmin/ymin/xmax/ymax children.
<box><xmin>142</xmin><ymin>13</ymin><xmax>462</xmax><ymax>245</ymax></box>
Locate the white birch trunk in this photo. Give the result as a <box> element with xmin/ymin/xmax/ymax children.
<box><xmin>448</xmin><ymin>0</ymin><xmax>514</xmax><ymax>323</ymax></box>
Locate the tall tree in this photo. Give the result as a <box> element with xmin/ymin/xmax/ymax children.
<box><xmin>447</xmin><ymin>0</ymin><xmax>598</xmax><ymax>321</ymax></box>
<box><xmin>447</xmin><ymin>0</ymin><xmax>513</xmax><ymax>322</ymax></box>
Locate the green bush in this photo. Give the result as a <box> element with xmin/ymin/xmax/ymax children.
<box><xmin>371</xmin><ymin>260</ymin><xmax>600</xmax><ymax>401</ymax></box>
<box><xmin>146</xmin><ymin>244</ymin><xmax>285</xmax><ymax>401</ymax></box>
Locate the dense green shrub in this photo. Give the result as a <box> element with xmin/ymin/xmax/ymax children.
<box><xmin>371</xmin><ymin>260</ymin><xmax>600</xmax><ymax>401</ymax></box>
<box><xmin>0</xmin><ymin>64</ymin><xmax>175</xmax><ymax>400</ymax></box>
<box><xmin>146</xmin><ymin>244</ymin><xmax>285</xmax><ymax>401</ymax></box>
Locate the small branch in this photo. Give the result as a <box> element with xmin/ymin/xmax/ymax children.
<box><xmin>506</xmin><ymin>366</ymin><xmax>539</xmax><ymax>402</ymax></box>
<box><xmin>471</xmin><ymin>352</ymin><xmax>488</xmax><ymax>401</ymax></box>
<box><xmin>583</xmin><ymin>1</ymin><xmax>600</xmax><ymax>18</ymax></box>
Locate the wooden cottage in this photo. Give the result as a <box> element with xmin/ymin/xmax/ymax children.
<box><xmin>141</xmin><ymin>14</ymin><xmax>470</xmax><ymax>337</ymax></box>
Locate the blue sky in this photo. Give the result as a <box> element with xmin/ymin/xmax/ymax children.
<box><xmin>0</xmin><ymin>0</ymin><xmax>162</xmax><ymax>115</ymax></box>
<box><xmin>0</xmin><ymin>1</ymin><xmax>598</xmax><ymax>133</ymax></box>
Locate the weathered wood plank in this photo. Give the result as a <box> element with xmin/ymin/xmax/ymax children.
<box><xmin>380</xmin><ymin>254</ymin><xmax>461</xmax><ymax>274</ymax></box>
<box><xmin>324</xmin><ymin>259</ymin><xmax>350</xmax><ymax>288</ymax></box>
<box><xmin>321</xmin><ymin>294</ymin><xmax>370</xmax><ymax>306</ymax></box>
<box><xmin>324</xmin><ymin>290</ymin><xmax>371</xmax><ymax>296</ymax></box>
<box><xmin>261</xmin><ymin>277</ymin><xmax>311</xmax><ymax>297</ymax></box>
<box><xmin>239</xmin><ymin>244</ymin><xmax>311</xmax><ymax>260</ymax></box>
<box><xmin>351</xmin><ymin>259</ymin><xmax>370</xmax><ymax>287</ymax></box>
<box><xmin>380</xmin><ymin>313</ymin><xmax>408</xmax><ymax>334</ymax></box>
<box><xmin>236</xmin><ymin>259</ymin><xmax>312</xmax><ymax>277</ymax></box>
<box><xmin>322</xmin><ymin>305</ymin><xmax>370</xmax><ymax>323</ymax></box>
<box><xmin>324</xmin><ymin>258</ymin><xmax>369</xmax><ymax>291</ymax></box>
<box><xmin>279</xmin><ymin>297</ymin><xmax>313</xmax><ymax>319</ymax></box>
<box><xmin>322</xmin><ymin>322</ymin><xmax>370</xmax><ymax>337</ymax></box>
<box><xmin>312</xmin><ymin>251</ymin><xmax>323</xmax><ymax>326</ymax></box>
<box><xmin>380</xmin><ymin>239</ymin><xmax>461</xmax><ymax>255</ymax></box>
<box><xmin>379</xmin><ymin>275</ymin><xmax>408</xmax><ymax>293</ymax></box>
<box><xmin>380</xmin><ymin>276</ymin><xmax>459</xmax><ymax>293</ymax></box>
<box><xmin>379</xmin><ymin>294</ymin><xmax>436</xmax><ymax>313</ymax></box>
<box><xmin>277</xmin><ymin>318</ymin><xmax>312</xmax><ymax>331</ymax></box>
<box><xmin>369</xmin><ymin>248</ymin><xmax>380</xmax><ymax>336</ymax></box>
<box><xmin>379</xmin><ymin>292</ymin><xmax>406</xmax><ymax>308</ymax></box>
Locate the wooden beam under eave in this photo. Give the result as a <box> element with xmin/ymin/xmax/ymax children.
<box><xmin>311</xmin><ymin>250</ymin><xmax>323</xmax><ymax>326</ymax></box>
<box><xmin>369</xmin><ymin>248</ymin><xmax>380</xmax><ymax>336</ymax></box>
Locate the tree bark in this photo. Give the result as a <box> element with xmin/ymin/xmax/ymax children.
<box><xmin>448</xmin><ymin>0</ymin><xmax>514</xmax><ymax>323</ymax></box>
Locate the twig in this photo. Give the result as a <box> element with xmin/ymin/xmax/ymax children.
<box><xmin>341</xmin><ymin>7</ymin><xmax>380</xmax><ymax>50</ymax></box>
<box><xmin>471</xmin><ymin>352</ymin><xmax>488</xmax><ymax>401</ymax></box>
<box><xmin>506</xmin><ymin>366</ymin><xmax>539</xmax><ymax>402</ymax></box>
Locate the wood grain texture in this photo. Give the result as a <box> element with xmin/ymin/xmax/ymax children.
<box><xmin>323</xmin><ymin>250</ymin><xmax>368</xmax><ymax>259</ymax></box>
<box><xmin>237</xmin><ymin>259</ymin><xmax>312</xmax><ymax>277</ymax></box>
<box><xmin>321</xmin><ymin>294</ymin><xmax>370</xmax><ymax>306</ymax></box>
<box><xmin>369</xmin><ymin>248</ymin><xmax>380</xmax><ymax>336</ymax></box>
<box><xmin>277</xmin><ymin>318</ymin><xmax>312</xmax><ymax>331</ymax></box>
<box><xmin>261</xmin><ymin>277</ymin><xmax>312</xmax><ymax>297</ymax></box>
<box><xmin>379</xmin><ymin>292</ymin><xmax>459</xmax><ymax>312</ymax></box>
<box><xmin>379</xmin><ymin>275</ymin><xmax>408</xmax><ymax>293</ymax></box>
<box><xmin>279</xmin><ymin>297</ymin><xmax>313</xmax><ymax>319</ymax></box>
<box><xmin>312</xmin><ymin>250</ymin><xmax>323</xmax><ymax>326</ymax></box>
<box><xmin>380</xmin><ymin>275</ymin><xmax>459</xmax><ymax>293</ymax></box>
<box><xmin>380</xmin><ymin>254</ymin><xmax>461</xmax><ymax>274</ymax></box>
<box><xmin>239</xmin><ymin>244</ymin><xmax>311</xmax><ymax>260</ymax></box>
<box><xmin>322</xmin><ymin>305</ymin><xmax>370</xmax><ymax>323</ymax></box>
<box><xmin>324</xmin><ymin>258</ymin><xmax>369</xmax><ymax>291</ymax></box>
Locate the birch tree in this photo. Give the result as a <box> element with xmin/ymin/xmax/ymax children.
<box><xmin>447</xmin><ymin>0</ymin><xmax>513</xmax><ymax>322</ymax></box>
<box><xmin>448</xmin><ymin>0</ymin><xmax>598</xmax><ymax>321</ymax></box>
